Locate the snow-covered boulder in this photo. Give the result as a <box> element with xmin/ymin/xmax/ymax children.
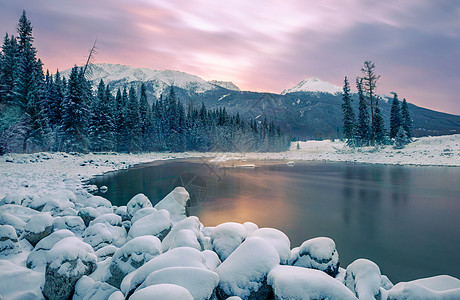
<box><xmin>211</xmin><ymin>222</ymin><xmax>247</xmax><ymax>261</ymax></box>
<box><xmin>122</xmin><ymin>247</ymin><xmax>208</xmax><ymax>296</ymax></box>
<box><xmin>250</xmin><ymin>228</ymin><xmax>291</xmax><ymax>264</ymax></box>
<box><xmin>106</xmin><ymin>236</ymin><xmax>162</xmax><ymax>288</ymax></box>
<box><xmin>108</xmin><ymin>290</ymin><xmax>125</xmax><ymax>300</ymax></box>
<box><xmin>289</xmin><ymin>237</ymin><xmax>339</xmax><ymax>277</ymax></box>
<box><xmin>53</xmin><ymin>216</ymin><xmax>86</xmax><ymax>234</ymax></box>
<box><xmin>388</xmin><ymin>275</ymin><xmax>460</xmax><ymax>300</ymax></box>
<box><xmin>161</xmin><ymin>216</ymin><xmax>204</xmax><ymax>252</ymax></box>
<box><xmin>55</xmin><ymin>207</ymin><xmax>78</xmax><ymax>217</ymax></box>
<box><xmin>267</xmin><ymin>265</ymin><xmax>357</xmax><ymax>300</ymax></box>
<box><xmin>78</xmin><ymin>207</ymin><xmax>101</xmax><ymax>227</ymax></box>
<box><xmin>86</xmin><ymin>195</ymin><xmax>113</xmax><ymax>215</ymax></box>
<box><xmin>128</xmin><ymin>209</ymin><xmax>172</xmax><ymax>241</ymax></box>
<box><xmin>344</xmin><ymin>258</ymin><xmax>386</xmax><ymax>300</ymax></box>
<box><xmin>154</xmin><ymin>187</ymin><xmax>190</xmax><ymax>223</ymax></box>
<box><xmin>216</xmin><ymin>237</ymin><xmax>280</xmax><ymax>299</ymax></box>
<box><xmin>130</xmin><ymin>284</ymin><xmax>194</xmax><ymax>300</ymax></box>
<box><xmin>26</xmin><ymin>229</ymin><xmax>75</xmax><ymax>270</ymax></box>
<box><xmin>203</xmin><ymin>249</ymin><xmax>221</xmax><ymax>270</ymax></box>
<box><xmin>131</xmin><ymin>207</ymin><xmax>157</xmax><ymax>224</ymax></box>
<box><xmin>42</xmin><ymin>237</ymin><xmax>97</xmax><ymax>300</ymax></box>
<box><xmin>74</xmin><ymin>276</ymin><xmax>119</xmax><ymax>300</ymax></box>
<box><xmin>0</xmin><ymin>225</ymin><xmax>21</xmax><ymax>256</ymax></box>
<box><xmin>0</xmin><ymin>204</ymin><xmax>38</xmax><ymax>222</ymax></box>
<box><xmin>0</xmin><ymin>212</ymin><xmax>26</xmax><ymax>236</ymax></box>
<box><xmin>0</xmin><ymin>259</ymin><xmax>44</xmax><ymax>299</ymax></box>
<box><xmin>95</xmin><ymin>245</ymin><xmax>118</xmax><ymax>262</ymax></box>
<box><xmin>243</xmin><ymin>221</ymin><xmax>259</xmax><ymax>236</ymax></box>
<box><xmin>136</xmin><ymin>267</ymin><xmax>219</xmax><ymax>300</ymax></box>
<box><xmin>115</xmin><ymin>205</ymin><xmax>129</xmax><ymax>221</ymax></box>
<box><xmin>127</xmin><ymin>194</ymin><xmax>152</xmax><ymax>219</ymax></box>
<box><xmin>0</xmin><ymin>192</ymin><xmax>34</xmax><ymax>206</ymax></box>
<box><xmin>89</xmin><ymin>213</ymin><xmax>122</xmax><ymax>227</ymax></box>
<box><xmin>28</xmin><ymin>190</ymin><xmax>76</xmax><ymax>213</ymax></box>
<box><xmin>83</xmin><ymin>223</ymin><xmax>114</xmax><ymax>250</ymax></box>
<box><xmin>24</xmin><ymin>212</ymin><xmax>54</xmax><ymax>246</ymax></box>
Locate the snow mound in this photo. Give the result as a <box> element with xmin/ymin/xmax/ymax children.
<box><xmin>211</xmin><ymin>222</ymin><xmax>247</xmax><ymax>261</ymax></box>
<box><xmin>136</xmin><ymin>266</ymin><xmax>219</xmax><ymax>300</ymax></box>
<box><xmin>127</xmin><ymin>194</ymin><xmax>153</xmax><ymax>219</ymax></box>
<box><xmin>128</xmin><ymin>209</ymin><xmax>172</xmax><ymax>240</ymax></box>
<box><xmin>123</xmin><ymin>246</ymin><xmax>208</xmax><ymax>296</ymax></box>
<box><xmin>107</xmin><ymin>235</ymin><xmax>162</xmax><ymax>288</ymax></box>
<box><xmin>161</xmin><ymin>216</ymin><xmax>204</xmax><ymax>252</ymax></box>
<box><xmin>131</xmin><ymin>207</ymin><xmax>157</xmax><ymax>224</ymax></box>
<box><xmin>78</xmin><ymin>207</ymin><xmax>101</xmax><ymax>226</ymax></box>
<box><xmin>203</xmin><ymin>249</ymin><xmax>221</xmax><ymax>270</ymax></box>
<box><xmin>216</xmin><ymin>237</ymin><xmax>280</xmax><ymax>299</ymax></box>
<box><xmin>282</xmin><ymin>77</ymin><xmax>342</xmax><ymax>95</ymax></box>
<box><xmin>53</xmin><ymin>216</ymin><xmax>86</xmax><ymax>234</ymax></box>
<box><xmin>85</xmin><ymin>195</ymin><xmax>113</xmax><ymax>215</ymax></box>
<box><xmin>0</xmin><ymin>204</ymin><xmax>38</xmax><ymax>222</ymax></box>
<box><xmin>89</xmin><ymin>213</ymin><xmax>122</xmax><ymax>227</ymax></box>
<box><xmin>130</xmin><ymin>283</ymin><xmax>194</xmax><ymax>300</ymax></box>
<box><xmin>249</xmin><ymin>228</ymin><xmax>291</xmax><ymax>264</ymax></box>
<box><xmin>95</xmin><ymin>244</ymin><xmax>118</xmax><ymax>262</ymax></box>
<box><xmin>267</xmin><ymin>265</ymin><xmax>357</xmax><ymax>300</ymax></box>
<box><xmin>388</xmin><ymin>275</ymin><xmax>460</xmax><ymax>300</ymax></box>
<box><xmin>115</xmin><ymin>205</ymin><xmax>129</xmax><ymax>221</ymax></box>
<box><xmin>344</xmin><ymin>258</ymin><xmax>385</xmax><ymax>300</ymax></box>
<box><xmin>243</xmin><ymin>221</ymin><xmax>259</xmax><ymax>236</ymax></box>
<box><xmin>290</xmin><ymin>237</ymin><xmax>339</xmax><ymax>277</ymax></box>
<box><xmin>154</xmin><ymin>187</ymin><xmax>190</xmax><ymax>223</ymax></box>
<box><xmin>0</xmin><ymin>224</ymin><xmax>21</xmax><ymax>256</ymax></box>
<box><xmin>0</xmin><ymin>259</ymin><xmax>45</xmax><ymax>299</ymax></box>
<box><xmin>74</xmin><ymin>275</ymin><xmax>118</xmax><ymax>300</ymax></box>
<box><xmin>24</xmin><ymin>212</ymin><xmax>54</xmax><ymax>246</ymax></box>
<box><xmin>27</xmin><ymin>229</ymin><xmax>75</xmax><ymax>270</ymax></box>
<box><xmin>0</xmin><ymin>192</ymin><xmax>34</xmax><ymax>206</ymax></box>
<box><xmin>0</xmin><ymin>212</ymin><xmax>26</xmax><ymax>236</ymax></box>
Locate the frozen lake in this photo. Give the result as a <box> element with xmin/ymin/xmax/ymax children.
<box><xmin>92</xmin><ymin>159</ymin><xmax>460</xmax><ymax>283</ymax></box>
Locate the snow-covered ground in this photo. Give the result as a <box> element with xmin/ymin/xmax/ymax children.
<box><xmin>1</xmin><ymin>134</ymin><xmax>459</xmax><ymax>200</ymax></box>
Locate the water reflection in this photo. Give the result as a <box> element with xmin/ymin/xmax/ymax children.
<box><xmin>92</xmin><ymin>160</ymin><xmax>460</xmax><ymax>283</ymax></box>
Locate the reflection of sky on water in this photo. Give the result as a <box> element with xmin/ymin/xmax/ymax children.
<box><xmin>92</xmin><ymin>160</ymin><xmax>460</xmax><ymax>282</ymax></box>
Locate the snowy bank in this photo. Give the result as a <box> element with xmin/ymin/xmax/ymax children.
<box><xmin>1</xmin><ymin>187</ymin><xmax>460</xmax><ymax>299</ymax></box>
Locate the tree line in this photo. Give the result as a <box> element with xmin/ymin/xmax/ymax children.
<box><xmin>0</xmin><ymin>11</ymin><xmax>290</xmax><ymax>154</ymax></box>
<box><xmin>342</xmin><ymin>61</ymin><xmax>412</xmax><ymax>148</ymax></box>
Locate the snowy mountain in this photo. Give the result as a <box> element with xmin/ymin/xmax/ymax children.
<box><xmin>281</xmin><ymin>77</ymin><xmax>342</xmax><ymax>95</ymax></box>
<box><xmin>208</xmin><ymin>80</ymin><xmax>241</xmax><ymax>91</ymax></box>
<box><xmin>60</xmin><ymin>63</ymin><xmax>223</xmax><ymax>98</ymax></box>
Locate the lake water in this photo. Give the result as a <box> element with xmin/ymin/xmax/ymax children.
<box><xmin>92</xmin><ymin>159</ymin><xmax>460</xmax><ymax>283</ymax></box>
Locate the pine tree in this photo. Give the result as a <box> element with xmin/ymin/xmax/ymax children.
<box><xmin>341</xmin><ymin>76</ymin><xmax>355</xmax><ymax>143</ymax></box>
<box><xmin>0</xmin><ymin>34</ymin><xmax>19</xmax><ymax>104</ymax></box>
<box><xmin>138</xmin><ymin>83</ymin><xmax>151</xmax><ymax>150</ymax></box>
<box><xmin>401</xmin><ymin>98</ymin><xmax>413</xmax><ymax>139</ymax></box>
<box><xmin>394</xmin><ymin>126</ymin><xmax>410</xmax><ymax>149</ymax></box>
<box><xmin>390</xmin><ymin>93</ymin><xmax>401</xmax><ymax>138</ymax></box>
<box><xmin>373</xmin><ymin>101</ymin><xmax>385</xmax><ymax>145</ymax></box>
<box><xmin>360</xmin><ymin>60</ymin><xmax>380</xmax><ymax>146</ymax></box>
<box><xmin>88</xmin><ymin>80</ymin><xmax>114</xmax><ymax>151</ymax></box>
<box><xmin>355</xmin><ymin>78</ymin><xmax>371</xmax><ymax>146</ymax></box>
<box><xmin>126</xmin><ymin>86</ymin><xmax>141</xmax><ymax>152</ymax></box>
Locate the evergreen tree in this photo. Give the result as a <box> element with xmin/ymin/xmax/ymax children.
<box><xmin>401</xmin><ymin>98</ymin><xmax>413</xmax><ymax>139</ymax></box>
<box><xmin>88</xmin><ymin>80</ymin><xmax>114</xmax><ymax>151</ymax></box>
<box><xmin>0</xmin><ymin>34</ymin><xmax>19</xmax><ymax>104</ymax></box>
<box><xmin>390</xmin><ymin>93</ymin><xmax>402</xmax><ymax>138</ymax></box>
<box><xmin>373</xmin><ymin>101</ymin><xmax>385</xmax><ymax>145</ymax></box>
<box><xmin>126</xmin><ymin>86</ymin><xmax>141</xmax><ymax>152</ymax></box>
<box><xmin>138</xmin><ymin>83</ymin><xmax>151</xmax><ymax>149</ymax></box>
<box><xmin>360</xmin><ymin>60</ymin><xmax>380</xmax><ymax>146</ymax></box>
<box><xmin>341</xmin><ymin>76</ymin><xmax>355</xmax><ymax>143</ymax></box>
<box><xmin>394</xmin><ymin>126</ymin><xmax>410</xmax><ymax>149</ymax></box>
<box><xmin>355</xmin><ymin>78</ymin><xmax>371</xmax><ymax>146</ymax></box>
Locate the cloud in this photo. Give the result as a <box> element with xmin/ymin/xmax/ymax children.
<box><xmin>0</xmin><ymin>0</ymin><xmax>459</xmax><ymax>114</ymax></box>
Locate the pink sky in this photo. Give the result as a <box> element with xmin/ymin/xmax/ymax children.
<box><xmin>1</xmin><ymin>0</ymin><xmax>459</xmax><ymax>114</ymax></box>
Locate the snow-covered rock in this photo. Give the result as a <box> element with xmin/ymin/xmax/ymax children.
<box><xmin>74</xmin><ymin>275</ymin><xmax>119</xmax><ymax>300</ymax></box>
<box><xmin>131</xmin><ymin>207</ymin><xmax>157</xmax><ymax>224</ymax></box>
<box><xmin>0</xmin><ymin>192</ymin><xmax>34</xmax><ymax>206</ymax></box>
<box><xmin>130</xmin><ymin>283</ymin><xmax>194</xmax><ymax>300</ymax></box>
<box><xmin>107</xmin><ymin>235</ymin><xmax>162</xmax><ymax>288</ymax></box>
<box><xmin>42</xmin><ymin>237</ymin><xmax>97</xmax><ymax>300</ymax></box>
<box><xmin>83</xmin><ymin>223</ymin><xmax>114</xmax><ymax>250</ymax></box>
<box><xmin>26</xmin><ymin>229</ymin><xmax>75</xmax><ymax>270</ymax></box>
<box><xmin>211</xmin><ymin>222</ymin><xmax>247</xmax><ymax>261</ymax></box>
<box><xmin>115</xmin><ymin>205</ymin><xmax>129</xmax><ymax>221</ymax></box>
<box><xmin>85</xmin><ymin>195</ymin><xmax>113</xmax><ymax>215</ymax></box>
<box><xmin>78</xmin><ymin>207</ymin><xmax>101</xmax><ymax>227</ymax></box>
<box><xmin>154</xmin><ymin>187</ymin><xmax>190</xmax><ymax>223</ymax></box>
<box><xmin>0</xmin><ymin>225</ymin><xmax>21</xmax><ymax>256</ymax></box>
<box><xmin>203</xmin><ymin>249</ymin><xmax>221</xmax><ymax>271</ymax></box>
<box><xmin>249</xmin><ymin>228</ymin><xmax>290</xmax><ymax>264</ymax></box>
<box><xmin>108</xmin><ymin>290</ymin><xmax>125</xmax><ymax>300</ymax></box>
<box><xmin>89</xmin><ymin>213</ymin><xmax>122</xmax><ymax>227</ymax></box>
<box><xmin>53</xmin><ymin>216</ymin><xmax>86</xmax><ymax>234</ymax></box>
<box><xmin>344</xmin><ymin>258</ymin><xmax>385</xmax><ymax>300</ymax></box>
<box><xmin>0</xmin><ymin>259</ymin><xmax>45</xmax><ymax>299</ymax></box>
<box><xmin>122</xmin><ymin>247</ymin><xmax>208</xmax><ymax>296</ymax></box>
<box><xmin>289</xmin><ymin>237</ymin><xmax>340</xmax><ymax>277</ymax></box>
<box><xmin>216</xmin><ymin>237</ymin><xmax>280</xmax><ymax>299</ymax></box>
<box><xmin>243</xmin><ymin>221</ymin><xmax>259</xmax><ymax>236</ymax></box>
<box><xmin>161</xmin><ymin>216</ymin><xmax>204</xmax><ymax>252</ymax></box>
<box><xmin>388</xmin><ymin>275</ymin><xmax>460</xmax><ymax>300</ymax></box>
<box><xmin>24</xmin><ymin>212</ymin><xmax>54</xmax><ymax>246</ymax></box>
<box><xmin>0</xmin><ymin>212</ymin><xmax>26</xmax><ymax>236</ymax></box>
<box><xmin>128</xmin><ymin>209</ymin><xmax>172</xmax><ymax>240</ymax></box>
<box><xmin>126</xmin><ymin>194</ymin><xmax>153</xmax><ymax>219</ymax></box>
<box><xmin>0</xmin><ymin>204</ymin><xmax>38</xmax><ymax>222</ymax></box>
<box><xmin>267</xmin><ymin>265</ymin><xmax>357</xmax><ymax>300</ymax></box>
<box><xmin>95</xmin><ymin>245</ymin><xmax>118</xmax><ymax>262</ymax></box>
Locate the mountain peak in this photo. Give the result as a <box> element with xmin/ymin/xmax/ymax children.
<box><xmin>282</xmin><ymin>77</ymin><xmax>342</xmax><ymax>95</ymax></box>
<box><xmin>208</xmin><ymin>80</ymin><xmax>240</xmax><ymax>91</ymax></box>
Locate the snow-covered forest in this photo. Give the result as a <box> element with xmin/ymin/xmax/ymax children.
<box><xmin>0</xmin><ymin>11</ymin><xmax>290</xmax><ymax>154</ymax></box>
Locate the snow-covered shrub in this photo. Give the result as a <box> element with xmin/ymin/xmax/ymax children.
<box><xmin>26</xmin><ymin>229</ymin><xmax>75</xmax><ymax>269</ymax></box>
<box><xmin>267</xmin><ymin>265</ymin><xmax>357</xmax><ymax>300</ymax></box>
<box><xmin>154</xmin><ymin>187</ymin><xmax>190</xmax><ymax>223</ymax></box>
<box><xmin>388</xmin><ymin>275</ymin><xmax>460</xmax><ymax>300</ymax></box>
<box><xmin>106</xmin><ymin>236</ymin><xmax>162</xmax><ymax>288</ymax></box>
<box><xmin>42</xmin><ymin>237</ymin><xmax>97</xmax><ymax>300</ymax></box>
<box><xmin>23</xmin><ymin>212</ymin><xmax>54</xmax><ymax>246</ymax></box>
<box><xmin>161</xmin><ymin>216</ymin><xmax>204</xmax><ymax>252</ymax></box>
<box><xmin>53</xmin><ymin>216</ymin><xmax>86</xmax><ymax>235</ymax></box>
<box><xmin>249</xmin><ymin>228</ymin><xmax>291</xmax><ymax>264</ymax></box>
<box><xmin>216</xmin><ymin>237</ymin><xmax>280</xmax><ymax>299</ymax></box>
<box><xmin>344</xmin><ymin>258</ymin><xmax>385</xmax><ymax>300</ymax></box>
<box><xmin>289</xmin><ymin>237</ymin><xmax>340</xmax><ymax>277</ymax></box>
<box><xmin>130</xmin><ymin>284</ymin><xmax>194</xmax><ymax>300</ymax></box>
<box><xmin>0</xmin><ymin>225</ymin><xmax>21</xmax><ymax>256</ymax></box>
<box><xmin>128</xmin><ymin>209</ymin><xmax>172</xmax><ymax>241</ymax></box>
<box><xmin>211</xmin><ymin>222</ymin><xmax>247</xmax><ymax>261</ymax></box>
<box><xmin>127</xmin><ymin>194</ymin><xmax>152</xmax><ymax>219</ymax></box>
<box><xmin>74</xmin><ymin>275</ymin><xmax>118</xmax><ymax>300</ymax></box>
<box><xmin>135</xmin><ymin>266</ymin><xmax>219</xmax><ymax>300</ymax></box>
